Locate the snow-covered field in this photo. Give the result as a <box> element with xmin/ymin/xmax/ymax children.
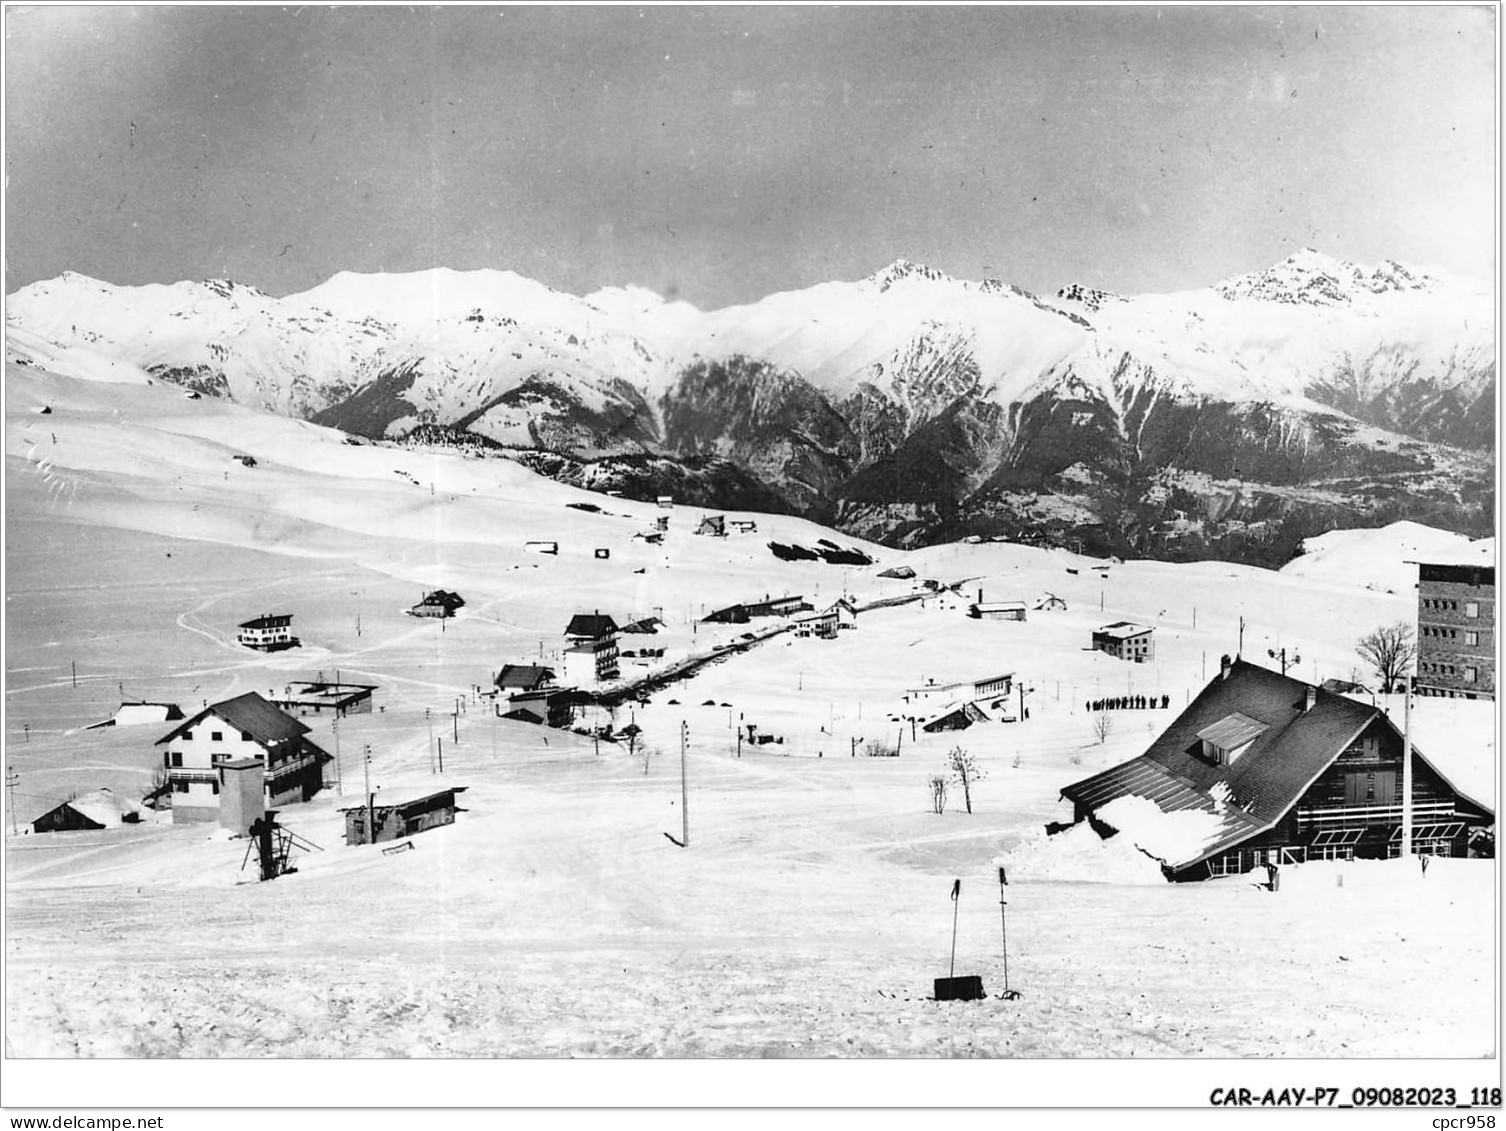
<box><xmin>3</xmin><ymin>358</ymin><xmax>1497</xmax><ymax>1098</ymax></box>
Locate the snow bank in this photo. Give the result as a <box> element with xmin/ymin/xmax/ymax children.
<box><xmin>1093</xmin><ymin>795</ymin><xmax>1230</xmax><ymax>869</ymax></box>
<box><xmin>994</xmin><ymin>823</ymin><xmax>1168</xmax><ymax>885</ymax></box>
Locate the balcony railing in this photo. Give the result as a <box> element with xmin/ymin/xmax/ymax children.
<box><xmin>1296</xmin><ymin>801</ymin><xmax>1455</xmax><ymax>828</ymax></box>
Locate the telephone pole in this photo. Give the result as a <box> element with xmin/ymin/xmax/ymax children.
<box><xmin>680</xmin><ymin>721</ymin><xmax>690</xmax><ymax>848</ymax></box>
<box><xmin>5</xmin><ymin>766</ymin><xmax>19</xmax><ymax>835</ymax></box>
<box><xmin>1400</xmin><ymin>681</ymin><xmax>1414</xmax><ymax>860</ymax></box>
<box><xmin>363</xmin><ymin>745</ymin><xmax>374</xmax><ymax>844</ymax></box>
<box><xmin>332</xmin><ymin>716</ymin><xmax>342</xmax><ymax>795</ymax></box>
<box><xmin>1267</xmin><ymin>646</ymin><xmax>1301</xmax><ymax>676</ymax></box>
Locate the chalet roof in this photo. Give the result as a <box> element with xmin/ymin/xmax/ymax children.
<box><xmin>1094</xmin><ymin>621</ymin><xmax>1153</xmax><ymax>639</ymax></box>
<box><xmin>565</xmin><ymin>613</ymin><xmax>619</xmax><ymax>638</ymax></box>
<box><xmin>239</xmin><ymin>614</ymin><xmax>293</xmax><ymax>630</ymax></box>
<box><xmin>415</xmin><ymin>589</ymin><xmax>465</xmax><ymax>608</ymax></box>
<box><xmin>156</xmin><ymin>692</ymin><xmax>309</xmax><ymax>746</ymax></box>
<box><xmin>1063</xmin><ymin>659</ymin><xmax>1494</xmax><ymax>871</ymax></box>
<box><xmin>495</xmin><ymin>664</ymin><xmax>556</xmax><ymax>690</ymax></box>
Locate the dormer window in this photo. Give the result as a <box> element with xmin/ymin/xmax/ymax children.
<box><xmin>1196</xmin><ymin>713</ymin><xmax>1268</xmax><ymax>766</ymax></box>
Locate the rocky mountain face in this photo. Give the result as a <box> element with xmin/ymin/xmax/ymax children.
<box><xmin>5</xmin><ymin>251</ymin><xmax>1494</xmax><ymax>566</ymax></box>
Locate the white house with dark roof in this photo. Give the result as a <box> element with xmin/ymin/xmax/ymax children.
<box><xmin>1091</xmin><ymin>621</ymin><xmax>1155</xmax><ymax>662</ymax></box>
<box><xmin>156</xmin><ymin>692</ymin><xmax>329</xmax><ymax>822</ymax></box>
<box><xmin>563</xmin><ymin>613</ymin><xmax>619</xmax><ymax>685</ymax></box>
<box><xmin>236</xmin><ymin>614</ymin><xmax>299</xmax><ymax>652</ymax></box>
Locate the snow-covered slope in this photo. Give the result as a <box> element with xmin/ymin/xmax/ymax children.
<box><xmin>4</xmin><ymin>351</ymin><xmax>1494</xmax><ymax>1069</ymax></box>
<box><xmin>1282</xmin><ymin>520</ymin><xmax>1495</xmax><ymax>594</ymax></box>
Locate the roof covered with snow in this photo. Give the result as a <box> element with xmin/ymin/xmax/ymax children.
<box><xmin>1093</xmin><ymin>621</ymin><xmax>1153</xmax><ymax>639</ymax></box>
<box><xmin>52</xmin><ymin>788</ymin><xmax>142</xmax><ymax>828</ymax></box>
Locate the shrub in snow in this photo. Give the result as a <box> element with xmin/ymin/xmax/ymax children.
<box><xmin>929</xmin><ymin>775</ymin><xmax>948</xmax><ymax>815</ymax></box>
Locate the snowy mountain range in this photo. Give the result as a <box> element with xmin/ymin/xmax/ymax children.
<box><xmin>5</xmin><ymin>249</ymin><xmax>1494</xmax><ymax>564</ymax></box>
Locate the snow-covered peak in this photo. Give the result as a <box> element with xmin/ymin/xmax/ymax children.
<box><xmin>1214</xmin><ymin>248</ymin><xmax>1438</xmax><ymax>307</ymax></box>
<box><xmin>866</xmin><ymin>259</ymin><xmax>955</xmax><ymax>293</ymax></box>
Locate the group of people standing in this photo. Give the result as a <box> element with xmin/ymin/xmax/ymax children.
<box><xmin>1088</xmin><ymin>693</ymin><xmax>1170</xmax><ymax>712</ymax></box>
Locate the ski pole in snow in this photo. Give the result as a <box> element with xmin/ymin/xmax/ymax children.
<box><xmin>998</xmin><ymin>866</ymin><xmax>1019</xmax><ymax>998</ymax></box>
<box><xmin>949</xmin><ymin>878</ymin><xmax>961</xmax><ymax>978</ymax></box>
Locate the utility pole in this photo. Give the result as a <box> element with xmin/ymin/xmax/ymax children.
<box><xmin>71</xmin><ymin>661</ymin><xmax>77</xmax><ymax>689</ymax></box>
<box><xmin>1238</xmin><ymin>616</ymin><xmax>1245</xmax><ymax>657</ymax></box>
<box><xmin>363</xmin><ymin>745</ymin><xmax>374</xmax><ymax>845</ymax></box>
<box><xmin>1401</xmin><ymin>680</ymin><xmax>1414</xmax><ymax>860</ymax></box>
<box><xmin>680</xmin><ymin>721</ymin><xmax>690</xmax><ymax>848</ymax></box>
<box><xmin>5</xmin><ymin>766</ymin><xmax>19</xmax><ymax>835</ymax></box>
<box><xmin>427</xmin><ymin>708</ymin><xmax>434</xmax><ymax>774</ymax></box>
<box><xmin>438</xmin><ymin>737</ymin><xmax>444</xmax><ymax>774</ymax></box>
<box><xmin>332</xmin><ymin>716</ymin><xmax>342</xmax><ymax>796</ymax></box>
<box><xmin>1267</xmin><ymin>646</ymin><xmax>1301</xmax><ymax>676</ymax></box>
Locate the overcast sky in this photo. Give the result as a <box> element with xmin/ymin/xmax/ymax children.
<box><xmin>3</xmin><ymin>6</ymin><xmax>1495</xmax><ymax>307</ymax></box>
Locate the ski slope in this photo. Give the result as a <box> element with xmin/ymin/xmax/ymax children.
<box><xmin>2</xmin><ymin>354</ymin><xmax>1496</xmax><ymax>1082</ymax></box>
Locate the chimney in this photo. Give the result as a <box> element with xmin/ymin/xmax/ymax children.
<box><xmin>1304</xmin><ymin>685</ymin><xmax>1317</xmax><ymax>713</ymax></box>
<box><xmin>1220</xmin><ymin>654</ymin><xmax>1233</xmax><ymax>681</ymax></box>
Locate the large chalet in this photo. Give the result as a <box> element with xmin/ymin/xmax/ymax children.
<box><xmin>156</xmin><ymin>692</ymin><xmax>329</xmax><ymax>823</ymax></box>
<box><xmin>1060</xmin><ymin>657</ymin><xmax>1493</xmax><ymax>881</ymax></box>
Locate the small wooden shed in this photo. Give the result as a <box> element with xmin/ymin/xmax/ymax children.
<box><xmin>340</xmin><ymin>787</ymin><xmax>468</xmax><ymax>847</ymax></box>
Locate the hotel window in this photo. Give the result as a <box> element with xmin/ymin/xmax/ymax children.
<box><xmin>1465</xmin><ymin>631</ymin><xmax>1479</xmax><ymax>647</ymax></box>
<box><xmin>211</xmin><ymin>731</ymin><xmax>223</xmax><ymax>742</ymax></box>
<box><xmin>1465</xmin><ymin>667</ymin><xmax>1478</xmax><ymax>684</ymax></box>
<box><xmin>1465</xmin><ymin>602</ymin><xmax>1479</xmax><ymax>618</ymax></box>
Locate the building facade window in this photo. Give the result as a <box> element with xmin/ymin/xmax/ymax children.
<box><xmin>1465</xmin><ymin>631</ymin><xmax>1479</xmax><ymax>646</ymax></box>
<box><xmin>1465</xmin><ymin>602</ymin><xmax>1479</xmax><ymax>618</ymax></box>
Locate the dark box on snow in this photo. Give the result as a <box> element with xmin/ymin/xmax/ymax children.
<box><xmin>933</xmin><ymin>975</ymin><xmax>986</xmax><ymax>1001</ymax></box>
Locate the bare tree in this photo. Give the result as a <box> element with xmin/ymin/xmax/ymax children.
<box><xmin>947</xmin><ymin>745</ymin><xmax>986</xmax><ymax>815</ymax></box>
<box><xmin>929</xmin><ymin>774</ymin><xmax>948</xmax><ymax>815</ymax></box>
<box><xmin>1356</xmin><ymin>621</ymin><xmax>1417</xmax><ymax>693</ymax></box>
<box><xmin>1091</xmin><ymin>708</ymin><xmax>1113</xmax><ymax>745</ymax></box>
